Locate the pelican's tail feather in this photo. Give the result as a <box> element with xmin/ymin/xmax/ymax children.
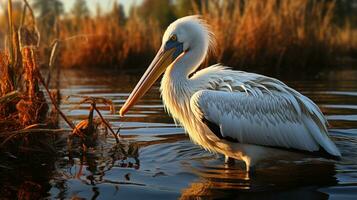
<box><xmin>303</xmin><ymin>117</ymin><xmax>341</xmax><ymax>157</ymax></box>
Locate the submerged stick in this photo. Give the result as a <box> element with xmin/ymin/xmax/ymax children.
<box><xmin>94</xmin><ymin>106</ymin><xmax>120</xmax><ymax>143</ymax></box>
<box><xmin>36</xmin><ymin>70</ymin><xmax>76</xmax><ymax>130</ymax></box>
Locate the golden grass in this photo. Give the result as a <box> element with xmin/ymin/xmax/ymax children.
<box><xmin>200</xmin><ymin>0</ymin><xmax>354</xmax><ymax>74</ymax></box>
<box><xmin>0</xmin><ymin>51</ymin><xmax>14</xmax><ymax>96</ymax></box>
<box><xmin>60</xmin><ymin>15</ymin><xmax>162</xmax><ymax>68</ymax></box>
<box><xmin>58</xmin><ymin>0</ymin><xmax>356</xmax><ymax>74</ymax></box>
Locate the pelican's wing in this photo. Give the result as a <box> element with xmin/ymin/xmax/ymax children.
<box><xmin>190</xmin><ymin>87</ymin><xmax>341</xmax><ymax>157</ymax></box>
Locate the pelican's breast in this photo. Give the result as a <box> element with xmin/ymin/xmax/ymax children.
<box><xmin>160</xmin><ymin>66</ymin><xmax>233</xmax><ymax>153</ymax></box>
<box><xmin>160</xmin><ymin>70</ymin><xmax>193</xmax><ymax>126</ymax></box>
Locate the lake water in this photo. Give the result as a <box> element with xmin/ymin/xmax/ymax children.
<box><xmin>1</xmin><ymin>68</ymin><xmax>357</xmax><ymax>199</ymax></box>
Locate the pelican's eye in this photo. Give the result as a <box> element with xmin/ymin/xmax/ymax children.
<box><xmin>170</xmin><ymin>34</ymin><xmax>177</xmax><ymax>42</ymax></box>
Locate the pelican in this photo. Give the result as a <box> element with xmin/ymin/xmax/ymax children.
<box><xmin>120</xmin><ymin>16</ymin><xmax>341</xmax><ymax>171</ymax></box>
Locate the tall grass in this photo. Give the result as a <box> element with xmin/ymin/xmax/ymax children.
<box><xmin>58</xmin><ymin>0</ymin><xmax>356</xmax><ymax>75</ymax></box>
<box><xmin>199</xmin><ymin>0</ymin><xmax>343</xmax><ymax>74</ymax></box>
<box><xmin>60</xmin><ymin>14</ymin><xmax>162</xmax><ymax>69</ymax></box>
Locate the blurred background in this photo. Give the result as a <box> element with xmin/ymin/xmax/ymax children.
<box><xmin>0</xmin><ymin>0</ymin><xmax>356</xmax><ymax>76</ymax></box>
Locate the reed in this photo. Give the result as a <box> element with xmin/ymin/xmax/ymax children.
<box><xmin>60</xmin><ymin>14</ymin><xmax>161</xmax><ymax>69</ymax></box>
<box><xmin>0</xmin><ymin>1</ymin><xmax>74</xmax><ymax>144</ymax></box>
<box><xmin>199</xmin><ymin>0</ymin><xmax>352</xmax><ymax>74</ymax></box>
<box><xmin>58</xmin><ymin>0</ymin><xmax>356</xmax><ymax>75</ymax></box>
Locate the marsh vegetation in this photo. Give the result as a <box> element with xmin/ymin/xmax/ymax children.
<box><xmin>37</xmin><ymin>0</ymin><xmax>357</xmax><ymax>75</ymax></box>
<box><xmin>0</xmin><ymin>0</ymin><xmax>357</xmax><ymax>199</ymax></box>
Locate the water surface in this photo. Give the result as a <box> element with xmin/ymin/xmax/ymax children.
<box><xmin>2</xmin><ymin>68</ymin><xmax>357</xmax><ymax>199</ymax></box>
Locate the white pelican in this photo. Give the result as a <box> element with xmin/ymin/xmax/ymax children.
<box><xmin>120</xmin><ymin>16</ymin><xmax>341</xmax><ymax>171</ymax></box>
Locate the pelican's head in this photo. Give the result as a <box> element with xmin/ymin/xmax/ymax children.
<box><xmin>120</xmin><ymin>15</ymin><xmax>214</xmax><ymax>116</ymax></box>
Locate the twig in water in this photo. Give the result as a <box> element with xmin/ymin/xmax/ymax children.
<box><xmin>94</xmin><ymin>106</ymin><xmax>120</xmax><ymax>143</ymax></box>
<box><xmin>36</xmin><ymin>70</ymin><xmax>76</xmax><ymax>130</ymax></box>
<box><xmin>66</xmin><ymin>95</ymin><xmax>120</xmax><ymax>143</ymax></box>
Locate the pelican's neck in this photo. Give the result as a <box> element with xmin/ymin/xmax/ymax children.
<box><xmin>161</xmin><ymin>41</ymin><xmax>208</xmax><ymax>118</ymax></box>
<box><xmin>164</xmin><ymin>41</ymin><xmax>208</xmax><ymax>84</ymax></box>
<box><xmin>161</xmin><ymin>34</ymin><xmax>209</xmax><ymax>122</ymax></box>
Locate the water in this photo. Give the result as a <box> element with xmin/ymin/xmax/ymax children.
<box><xmin>1</xmin><ymin>68</ymin><xmax>357</xmax><ymax>199</ymax></box>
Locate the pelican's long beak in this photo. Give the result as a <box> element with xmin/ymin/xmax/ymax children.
<box><xmin>119</xmin><ymin>47</ymin><xmax>177</xmax><ymax>116</ymax></box>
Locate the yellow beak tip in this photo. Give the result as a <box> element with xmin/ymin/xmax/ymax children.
<box><xmin>119</xmin><ymin>109</ymin><xmax>125</xmax><ymax>117</ymax></box>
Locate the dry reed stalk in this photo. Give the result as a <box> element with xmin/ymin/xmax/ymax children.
<box><xmin>0</xmin><ymin>51</ymin><xmax>19</xmax><ymax>121</ymax></box>
<box><xmin>7</xmin><ymin>0</ymin><xmax>15</xmax><ymax>65</ymax></box>
<box><xmin>0</xmin><ymin>90</ymin><xmax>20</xmax><ymax>104</ymax></box>
<box><xmin>16</xmin><ymin>47</ymin><xmax>48</xmax><ymax>126</ymax></box>
<box><xmin>0</xmin><ymin>51</ymin><xmax>14</xmax><ymax>95</ymax></box>
<box><xmin>21</xmin><ymin>47</ymin><xmax>39</xmax><ymax>100</ymax></box>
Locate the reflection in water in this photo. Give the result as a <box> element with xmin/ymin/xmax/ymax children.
<box><xmin>180</xmin><ymin>161</ymin><xmax>336</xmax><ymax>199</ymax></box>
<box><xmin>0</xmin><ymin>142</ymin><xmax>60</xmax><ymax>199</ymax></box>
<box><xmin>52</xmin><ymin>134</ymin><xmax>190</xmax><ymax>199</ymax></box>
<box><xmin>54</xmin><ymin>139</ymin><xmax>142</xmax><ymax>199</ymax></box>
<box><xmin>1</xmin><ymin>68</ymin><xmax>357</xmax><ymax>199</ymax></box>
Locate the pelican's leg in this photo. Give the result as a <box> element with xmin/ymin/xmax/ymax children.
<box><xmin>242</xmin><ymin>156</ymin><xmax>252</xmax><ymax>172</ymax></box>
<box><xmin>249</xmin><ymin>166</ymin><xmax>256</xmax><ymax>175</ymax></box>
<box><xmin>243</xmin><ymin>158</ymin><xmax>257</xmax><ymax>175</ymax></box>
<box><xmin>224</xmin><ymin>156</ymin><xmax>235</xmax><ymax>166</ymax></box>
